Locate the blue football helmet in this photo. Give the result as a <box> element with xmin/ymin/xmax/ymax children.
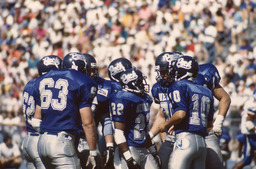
<box><xmin>120</xmin><ymin>68</ymin><xmax>149</xmax><ymax>94</ymax></box>
<box><xmin>174</xmin><ymin>55</ymin><xmax>199</xmax><ymax>81</ymax></box>
<box><xmin>83</xmin><ymin>53</ymin><xmax>98</xmax><ymax>80</ymax></box>
<box><xmin>155</xmin><ymin>52</ymin><xmax>183</xmax><ymax>86</ymax></box>
<box><xmin>108</xmin><ymin>58</ymin><xmax>133</xmax><ymax>82</ymax></box>
<box><xmin>62</xmin><ymin>52</ymin><xmax>87</xmax><ymax>74</ymax></box>
<box><xmin>37</xmin><ymin>55</ymin><xmax>62</xmax><ymax>76</ymax></box>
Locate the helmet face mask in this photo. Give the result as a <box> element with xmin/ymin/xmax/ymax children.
<box><xmin>155</xmin><ymin>52</ymin><xmax>182</xmax><ymax>86</ymax></box>
<box><xmin>108</xmin><ymin>58</ymin><xmax>133</xmax><ymax>82</ymax></box>
<box><xmin>83</xmin><ymin>54</ymin><xmax>98</xmax><ymax>80</ymax></box>
<box><xmin>120</xmin><ymin>68</ymin><xmax>149</xmax><ymax>94</ymax></box>
<box><xmin>37</xmin><ymin>55</ymin><xmax>62</xmax><ymax>76</ymax></box>
<box><xmin>174</xmin><ymin>55</ymin><xmax>199</xmax><ymax>81</ymax></box>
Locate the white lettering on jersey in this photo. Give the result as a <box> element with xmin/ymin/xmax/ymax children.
<box><xmin>97</xmin><ymin>88</ymin><xmax>108</xmax><ymax>97</ymax></box>
<box><xmin>159</xmin><ymin>93</ymin><xmax>167</xmax><ymax>101</ymax></box>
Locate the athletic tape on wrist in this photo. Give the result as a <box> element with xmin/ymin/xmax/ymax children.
<box><xmin>114</xmin><ymin>129</ymin><xmax>126</xmax><ymax>145</ymax></box>
<box><xmin>90</xmin><ymin>150</ymin><xmax>97</xmax><ymax>156</ymax></box>
<box><xmin>123</xmin><ymin>150</ymin><xmax>132</xmax><ymax>161</ymax></box>
<box><xmin>213</xmin><ymin>114</ymin><xmax>224</xmax><ymax>127</ymax></box>
<box><xmin>149</xmin><ymin>132</ymin><xmax>154</xmax><ymax>139</ymax></box>
<box><xmin>106</xmin><ymin>142</ymin><xmax>114</xmax><ymax>147</ymax></box>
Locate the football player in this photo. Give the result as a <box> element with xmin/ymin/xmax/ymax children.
<box><xmin>22</xmin><ymin>55</ymin><xmax>62</xmax><ymax>169</ymax></box>
<box><xmin>78</xmin><ymin>53</ymin><xmax>117</xmax><ymax>169</ymax></box>
<box><xmin>31</xmin><ymin>52</ymin><xmax>98</xmax><ymax>168</ymax></box>
<box><xmin>110</xmin><ymin>68</ymin><xmax>160</xmax><ymax>169</ymax></box>
<box><xmin>149</xmin><ymin>52</ymin><xmax>182</xmax><ymax>169</ymax></box>
<box><xmin>233</xmin><ymin>89</ymin><xmax>256</xmax><ymax>169</ymax></box>
<box><xmin>195</xmin><ymin>63</ymin><xmax>231</xmax><ymax>169</ymax></box>
<box><xmin>107</xmin><ymin>58</ymin><xmax>133</xmax><ymax>168</ymax></box>
<box><xmin>159</xmin><ymin>56</ymin><xmax>214</xmax><ymax>169</ymax></box>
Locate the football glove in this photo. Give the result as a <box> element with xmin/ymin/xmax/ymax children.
<box><xmin>126</xmin><ymin>157</ymin><xmax>141</xmax><ymax>169</ymax></box>
<box><xmin>104</xmin><ymin>146</ymin><xmax>114</xmax><ymax>168</ymax></box>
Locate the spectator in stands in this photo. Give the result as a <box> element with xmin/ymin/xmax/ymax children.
<box><xmin>0</xmin><ymin>134</ymin><xmax>21</xmax><ymax>169</ymax></box>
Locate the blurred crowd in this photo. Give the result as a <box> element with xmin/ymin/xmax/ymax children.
<box><xmin>0</xmin><ymin>0</ymin><xmax>256</xmax><ymax>167</ymax></box>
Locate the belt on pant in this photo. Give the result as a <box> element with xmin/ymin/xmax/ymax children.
<box><xmin>42</xmin><ymin>131</ymin><xmax>73</xmax><ymax>139</ymax></box>
<box><xmin>27</xmin><ymin>132</ymin><xmax>39</xmax><ymax>136</ymax></box>
<box><xmin>165</xmin><ymin>134</ymin><xmax>176</xmax><ymax>142</ymax></box>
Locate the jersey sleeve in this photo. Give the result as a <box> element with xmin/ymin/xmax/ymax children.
<box><xmin>79</xmin><ymin>81</ymin><xmax>98</xmax><ymax>108</ymax></box>
<box><xmin>168</xmin><ymin>82</ymin><xmax>188</xmax><ymax>113</ymax></box>
<box><xmin>151</xmin><ymin>83</ymin><xmax>160</xmax><ymax>104</ymax></box>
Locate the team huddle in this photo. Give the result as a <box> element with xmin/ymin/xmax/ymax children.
<box><xmin>22</xmin><ymin>51</ymin><xmax>233</xmax><ymax>169</ymax></box>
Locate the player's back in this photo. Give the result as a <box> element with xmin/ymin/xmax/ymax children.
<box><xmin>151</xmin><ymin>80</ymin><xmax>172</xmax><ymax>119</ymax></box>
<box><xmin>34</xmin><ymin>69</ymin><xmax>97</xmax><ymax>134</ymax></box>
<box><xmin>198</xmin><ymin>64</ymin><xmax>221</xmax><ymax>91</ymax></box>
<box><xmin>110</xmin><ymin>90</ymin><xmax>152</xmax><ymax>147</ymax></box>
<box><xmin>23</xmin><ymin>78</ymin><xmax>38</xmax><ymax>132</ymax></box>
<box><xmin>169</xmin><ymin>79</ymin><xmax>214</xmax><ymax>137</ymax></box>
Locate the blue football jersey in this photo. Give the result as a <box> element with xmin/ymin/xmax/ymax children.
<box><xmin>197</xmin><ymin>64</ymin><xmax>221</xmax><ymax>91</ymax></box>
<box><xmin>94</xmin><ymin>77</ymin><xmax>115</xmax><ymax>116</ymax></box>
<box><xmin>110</xmin><ymin>80</ymin><xmax>123</xmax><ymax>92</ymax></box>
<box><xmin>34</xmin><ymin>69</ymin><xmax>97</xmax><ymax>134</ymax></box>
<box><xmin>23</xmin><ymin>78</ymin><xmax>38</xmax><ymax>133</ymax></box>
<box><xmin>151</xmin><ymin>80</ymin><xmax>173</xmax><ymax>119</ymax></box>
<box><xmin>110</xmin><ymin>90</ymin><xmax>153</xmax><ymax>147</ymax></box>
<box><xmin>168</xmin><ymin>80</ymin><xmax>214</xmax><ymax>137</ymax></box>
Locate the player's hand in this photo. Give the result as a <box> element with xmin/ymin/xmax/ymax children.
<box><xmin>212</xmin><ymin>125</ymin><xmax>222</xmax><ymax>137</ymax></box>
<box><xmin>158</xmin><ymin>123</ymin><xmax>166</xmax><ymax>132</ymax></box>
<box><xmin>86</xmin><ymin>150</ymin><xmax>98</xmax><ymax>169</ymax></box>
<box><xmin>168</xmin><ymin>125</ymin><xmax>175</xmax><ymax>135</ymax></box>
<box><xmin>104</xmin><ymin>146</ymin><xmax>114</xmax><ymax>168</ymax></box>
<box><xmin>148</xmin><ymin>144</ymin><xmax>161</xmax><ymax>168</ymax></box>
<box><xmin>27</xmin><ymin>118</ymin><xmax>41</xmax><ymax>132</ymax></box>
<box><xmin>212</xmin><ymin>114</ymin><xmax>224</xmax><ymax>137</ymax></box>
<box><xmin>126</xmin><ymin>158</ymin><xmax>141</xmax><ymax>169</ymax></box>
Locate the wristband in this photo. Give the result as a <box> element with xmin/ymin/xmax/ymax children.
<box><xmin>106</xmin><ymin>142</ymin><xmax>114</xmax><ymax>147</ymax></box>
<box><xmin>89</xmin><ymin>150</ymin><xmax>97</xmax><ymax>156</ymax></box>
<box><xmin>213</xmin><ymin>114</ymin><xmax>224</xmax><ymax>126</ymax></box>
<box><xmin>123</xmin><ymin>150</ymin><xmax>132</xmax><ymax>161</ymax></box>
<box><xmin>149</xmin><ymin>132</ymin><xmax>154</xmax><ymax>139</ymax></box>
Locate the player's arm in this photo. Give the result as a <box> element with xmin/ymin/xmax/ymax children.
<box><xmin>80</xmin><ymin>106</ymin><xmax>99</xmax><ymax>168</ymax></box>
<box><xmin>28</xmin><ymin>105</ymin><xmax>42</xmax><ymax>132</ymax></box>
<box><xmin>159</xmin><ymin>110</ymin><xmax>186</xmax><ymax>132</ymax></box>
<box><xmin>114</xmin><ymin>121</ymin><xmax>140</xmax><ymax>169</ymax></box>
<box><xmin>212</xmin><ymin>84</ymin><xmax>231</xmax><ymax>136</ymax></box>
<box><xmin>213</xmin><ymin>84</ymin><xmax>231</xmax><ymax>117</ymax></box>
<box><xmin>103</xmin><ymin>116</ymin><xmax>115</xmax><ymax>167</ymax></box>
<box><xmin>80</xmin><ymin>107</ymin><xmax>97</xmax><ymax>151</ymax></box>
<box><xmin>149</xmin><ymin>109</ymin><xmax>165</xmax><ymax>139</ymax></box>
